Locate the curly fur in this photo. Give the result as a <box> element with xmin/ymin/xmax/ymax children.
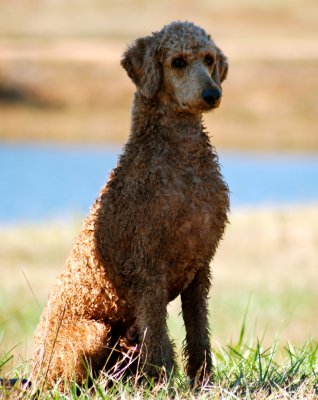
<box><xmin>33</xmin><ymin>21</ymin><xmax>230</xmax><ymax>387</ymax></box>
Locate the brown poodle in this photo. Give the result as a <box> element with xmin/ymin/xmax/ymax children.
<box><xmin>33</xmin><ymin>20</ymin><xmax>229</xmax><ymax>387</ymax></box>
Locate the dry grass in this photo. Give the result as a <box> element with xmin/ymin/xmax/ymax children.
<box><xmin>0</xmin><ymin>205</ymin><xmax>317</xmax><ymax>368</ymax></box>
<box><xmin>0</xmin><ymin>0</ymin><xmax>317</xmax><ymax>150</ymax></box>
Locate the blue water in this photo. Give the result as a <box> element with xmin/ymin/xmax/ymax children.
<box><xmin>1</xmin><ymin>143</ymin><xmax>318</xmax><ymax>223</ymax></box>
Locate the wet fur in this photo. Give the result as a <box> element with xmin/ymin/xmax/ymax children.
<box><xmin>33</xmin><ymin>21</ymin><xmax>229</xmax><ymax>387</ymax></box>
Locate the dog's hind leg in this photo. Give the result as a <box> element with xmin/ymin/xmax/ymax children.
<box><xmin>33</xmin><ymin>319</ymin><xmax>111</xmax><ymax>387</ymax></box>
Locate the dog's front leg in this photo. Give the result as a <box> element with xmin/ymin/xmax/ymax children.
<box><xmin>181</xmin><ymin>262</ymin><xmax>213</xmax><ymax>383</ymax></box>
<box><xmin>134</xmin><ymin>281</ymin><xmax>176</xmax><ymax>379</ymax></box>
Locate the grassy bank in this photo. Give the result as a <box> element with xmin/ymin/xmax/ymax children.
<box><xmin>0</xmin><ymin>206</ymin><xmax>317</xmax><ymax>397</ymax></box>
<box><xmin>0</xmin><ymin>0</ymin><xmax>317</xmax><ymax>151</ymax></box>
<box><xmin>0</xmin><ymin>336</ymin><xmax>317</xmax><ymax>399</ymax></box>
<box><xmin>0</xmin><ymin>206</ymin><xmax>317</xmax><ymax>367</ymax></box>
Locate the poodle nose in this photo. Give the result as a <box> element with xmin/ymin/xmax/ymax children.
<box><xmin>202</xmin><ymin>88</ymin><xmax>222</xmax><ymax>105</ymax></box>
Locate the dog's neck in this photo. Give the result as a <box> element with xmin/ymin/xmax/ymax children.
<box><xmin>130</xmin><ymin>93</ymin><xmax>203</xmax><ymax>139</ymax></box>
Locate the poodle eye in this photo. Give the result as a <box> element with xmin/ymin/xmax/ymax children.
<box><xmin>171</xmin><ymin>57</ymin><xmax>187</xmax><ymax>69</ymax></box>
<box><xmin>204</xmin><ymin>55</ymin><xmax>214</xmax><ymax>66</ymax></box>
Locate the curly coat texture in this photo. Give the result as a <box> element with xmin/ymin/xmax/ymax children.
<box><xmin>33</xmin><ymin>21</ymin><xmax>230</xmax><ymax>386</ymax></box>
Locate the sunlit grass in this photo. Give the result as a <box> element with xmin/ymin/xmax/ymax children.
<box><xmin>0</xmin><ymin>207</ymin><xmax>317</xmax><ymax>397</ymax></box>
<box><xmin>0</xmin><ymin>206</ymin><xmax>317</xmax><ymax>365</ymax></box>
<box><xmin>0</xmin><ymin>314</ymin><xmax>317</xmax><ymax>399</ymax></box>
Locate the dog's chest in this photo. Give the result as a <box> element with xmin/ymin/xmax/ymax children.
<box><xmin>103</xmin><ymin>134</ymin><xmax>229</xmax><ymax>300</ymax></box>
<box><xmin>155</xmin><ymin>148</ymin><xmax>228</xmax><ymax>298</ymax></box>
<box><xmin>160</xmin><ymin>170</ymin><xmax>218</xmax><ymax>244</ymax></box>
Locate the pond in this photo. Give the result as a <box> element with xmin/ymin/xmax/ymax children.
<box><xmin>1</xmin><ymin>143</ymin><xmax>318</xmax><ymax>224</ymax></box>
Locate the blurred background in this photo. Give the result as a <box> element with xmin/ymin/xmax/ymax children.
<box><xmin>0</xmin><ymin>0</ymin><xmax>317</xmax><ymax>367</ymax></box>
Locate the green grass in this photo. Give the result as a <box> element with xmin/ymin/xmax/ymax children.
<box><xmin>0</xmin><ymin>207</ymin><xmax>317</xmax><ymax>397</ymax></box>
<box><xmin>1</xmin><ymin>207</ymin><xmax>318</xmax><ymax>364</ymax></box>
<box><xmin>0</xmin><ymin>315</ymin><xmax>317</xmax><ymax>399</ymax></box>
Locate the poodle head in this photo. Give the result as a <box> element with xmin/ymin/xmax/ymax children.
<box><xmin>121</xmin><ymin>21</ymin><xmax>228</xmax><ymax>115</ymax></box>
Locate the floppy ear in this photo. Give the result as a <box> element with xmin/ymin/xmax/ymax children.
<box><xmin>121</xmin><ymin>35</ymin><xmax>161</xmax><ymax>99</ymax></box>
<box><xmin>216</xmin><ymin>48</ymin><xmax>229</xmax><ymax>83</ymax></box>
